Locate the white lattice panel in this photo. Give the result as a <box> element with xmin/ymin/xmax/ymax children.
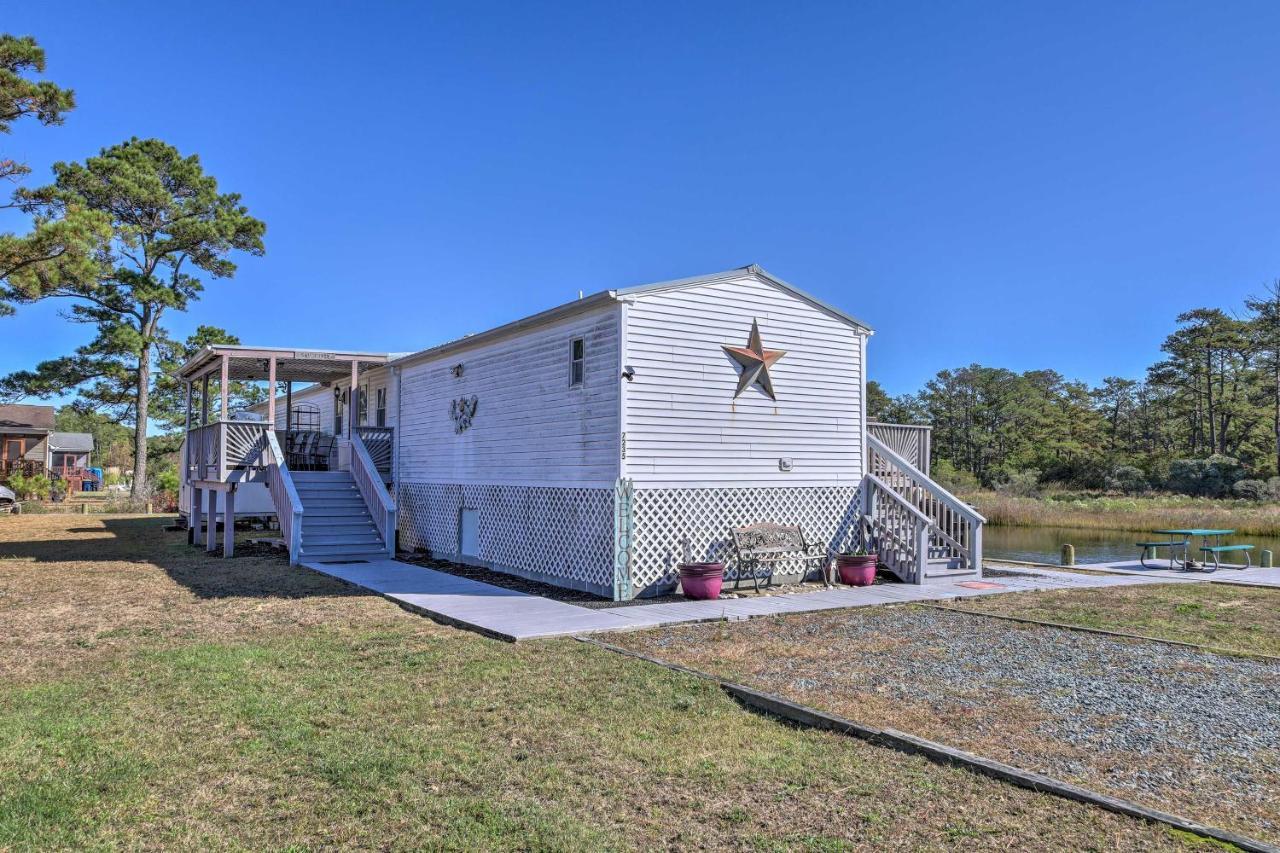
<box><xmin>398</xmin><ymin>482</ymin><xmax>614</xmax><ymax>592</ymax></box>
<box><xmin>629</xmin><ymin>486</ymin><xmax>861</xmax><ymax>595</ymax></box>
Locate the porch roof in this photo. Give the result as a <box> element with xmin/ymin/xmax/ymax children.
<box><xmin>177</xmin><ymin>345</ymin><xmax>393</xmax><ymax>384</ymax></box>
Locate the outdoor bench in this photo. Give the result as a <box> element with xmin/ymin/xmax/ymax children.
<box><xmin>1199</xmin><ymin>544</ymin><xmax>1253</xmax><ymax>571</ymax></box>
<box><xmin>731</xmin><ymin>523</ymin><xmax>830</xmax><ymax>591</ymax></box>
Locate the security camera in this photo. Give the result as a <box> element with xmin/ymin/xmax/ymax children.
<box><xmin>621</xmin><ymin>365</ymin><xmax>635</xmax><ymax>381</ymax></box>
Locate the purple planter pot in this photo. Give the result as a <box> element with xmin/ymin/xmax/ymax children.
<box><xmin>837</xmin><ymin>554</ymin><xmax>878</xmax><ymax>586</ymax></box>
<box><xmin>679</xmin><ymin>562</ymin><xmax>725</xmax><ymax>600</ymax></box>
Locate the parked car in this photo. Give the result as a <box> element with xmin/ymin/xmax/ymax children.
<box><xmin>0</xmin><ymin>484</ymin><xmax>18</xmax><ymax>514</ymax></box>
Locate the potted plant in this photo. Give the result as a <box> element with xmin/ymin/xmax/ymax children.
<box><xmin>678</xmin><ymin>561</ymin><xmax>725</xmax><ymax>600</ymax></box>
<box><xmin>835</xmin><ymin>547</ymin><xmax>878</xmax><ymax>586</ymax></box>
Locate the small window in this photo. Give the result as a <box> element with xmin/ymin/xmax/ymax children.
<box><xmin>569</xmin><ymin>337</ymin><xmax>585</xmax><ymax>387</ymax></box>
<box><xmin>357</xmin><ymin>386</ymin><xmax>368</xmax><ymax>426</ymax></box>
<box><xmin>375</xmin><ymin>387</ymin><xmax>387</xmax><ymax>427</ymax></box>
<box><xmin>333</xmin><ymin>387</ymin><xmax>346</xmax><ymax>435</ymax></box>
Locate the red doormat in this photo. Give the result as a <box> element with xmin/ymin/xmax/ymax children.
<box><xmin>956</xmin><ymin>581</ymin><xmax>1006</xmax><ymax>590</ymax></box>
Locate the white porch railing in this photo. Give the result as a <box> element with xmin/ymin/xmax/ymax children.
<box><xmin>866</xmin><ymin>433</ymin><xmax>984</xmax><ymax>580</ymax></box>
<box><xmin>185</xmin><ymin>421</ymin><xmax>273</xmax><ymax>482</ymax></box>
<box><xmin>264</xmin><ymin>431</ymin><xmax>304</xmax><ymax>565</ymax></box>
<box><xmin>861</xmin><ymin>474</ymin><xmax>933</xmax><ymax>584</ymax></box>
<box><xmin>351</xmin><ymin>430</ymin><xmax>397</xmax><ymax>558</ymax></box>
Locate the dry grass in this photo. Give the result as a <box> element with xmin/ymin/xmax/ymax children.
<box><xmin>607</xmin><ymin>604</ymin><xmax>1280</xmax><ymax>846</ymax></box>
<box><xmin>0</xmin><ymin>515</ymin><xmax>1211</xmax><ymax>850</ymax></box>
<box><xmin>945</xmin><ymin>582</ymin><xmax>1280</xmax><ymax>658</ymax></box>
<box><xmin>967</xmin><ymin>491</ymin><xmax>1280</xmax><ymax>536</ymax></box>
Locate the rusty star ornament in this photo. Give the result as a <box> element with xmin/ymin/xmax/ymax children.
<box><xmin>722</xmin><ymin>319</ymin><xmax>786</xmax><ymax>400</ymax></box>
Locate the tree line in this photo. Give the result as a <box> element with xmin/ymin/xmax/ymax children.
<box><xmin>0</xmin><ymin>34</ymin><xmax>264</xmax><ymax>499</ymax></box>
<box><xmin>869</xmin><ymin>284</ymin><xmax>1280</xmax><ymax>498</ymax></box>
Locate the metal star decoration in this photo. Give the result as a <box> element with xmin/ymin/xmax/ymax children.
<box><xmin>722</xmin><ymin>319</ymin><xmax>786</xmax><ymax>400</ymax></box>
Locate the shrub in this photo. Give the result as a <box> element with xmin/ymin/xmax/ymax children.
<box><xmin>1166</xmin><ymin>455</ymin><xmax>1244</xmax><ymax>498</ymax></box>
<box><xmin>931</xmin><ymin>458</ymin><xmax>980</xmax><ymax>493</ymax></box>
<box><xmin>1233</xmin><ymin>479</ymin><xmax>1271</xmax><ymax>501</ymax></box>
<box><xmin>5</xmin><ymin>471</ymin><xmax>53</xmax><ymax>500</ymax></box>
<box><xmin>1105</xmin><ymin>465</ymin><xmax>1149</xmax><ymax>495</ymax></box>
<box><xmin>993</xmin><ymin>469</ymin><xmax>1042</xmax><ymax>498</ymax></box>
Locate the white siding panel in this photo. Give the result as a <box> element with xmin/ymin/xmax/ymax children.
<box><xmin>623</xmin><ymin>273</ymin><xmax>864</xmax><ymax>488</ymax></box>
<box><xmin>397</xmin><ymin>305</ymin><xmax>621</xmax><ymax>486</ymax></box>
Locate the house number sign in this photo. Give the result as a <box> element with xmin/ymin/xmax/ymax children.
<box><xmin>450</xmin><ymin>395</ymin><xmax>479</xmax><ymax>434</ymax></box>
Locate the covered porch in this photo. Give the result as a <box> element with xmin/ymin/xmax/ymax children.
<box><xmin>176</xmin><ymin>345</ymin><xmax>397</xmax><ymax>560</ymax></box>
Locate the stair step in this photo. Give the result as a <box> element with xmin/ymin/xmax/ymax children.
<box><xmin>300</xmin><ymin>543</ymin><xmax>388</xmax><ymax>558</ymax></box>
<box><xmin>924</xmin><ymin>568</ymin><xmax>979</xmax><ymax>579</ymax></box>
<box><xmin>301</xmin><ymin>519</ymin><xmax>376</xmax><ymax>531</ymax></box>
<box><xmin>302</xmin><ymin>533</ymin><xmax>384</xmax><ymax>546</ymax></box>
<box><xmin>303</xmin><ymin>497</ymin><xmax>367</xmax><ymax>508</ymax></box>
<box><xmin>296</xmin><ymin>486</ymin><xmax>361</xmax><ymax>496</ymax></box>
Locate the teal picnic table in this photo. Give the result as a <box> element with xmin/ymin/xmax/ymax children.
<box><xmin>1138</xmin><ymin>529</ymin><xmax>1253</xmax><ymax>572</ymax></box>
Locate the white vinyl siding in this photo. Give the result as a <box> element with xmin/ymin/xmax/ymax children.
<box><xmin>621</xmin><ymin>273</ymin><xmax>865</xmax><ymax>488</ymax></box>
<box><xmin>397</xmin><ymin>305</ymin><xmax>621</xmax><ymax>486</ymax></box>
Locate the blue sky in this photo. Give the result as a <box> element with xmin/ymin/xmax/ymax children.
<box><xmin>4</xmin><ymin>1</ymin><xmax>1279</xmax><ymax>398</ymax></box>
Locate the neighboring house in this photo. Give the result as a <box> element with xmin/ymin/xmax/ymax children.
<box><xmin>176</xmin><ymin>265</ymin><xmax>977</xmax><ymax>598</ymax></box>
<box><xmin>0</xmin><ymin>404</ymin><xmax>96</xmax><ymax>489</ymax></box>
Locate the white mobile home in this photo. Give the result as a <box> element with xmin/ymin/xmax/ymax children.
<box><xmin>176</xmin><ymin>265</ymin><xmax>980</xmax><ymax>599</ymax></box>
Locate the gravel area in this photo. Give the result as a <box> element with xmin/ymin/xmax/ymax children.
<box><xmin>619</xmin><ymin>605</ymin><xmax>1280</xmax><ymax>840</ymax></box>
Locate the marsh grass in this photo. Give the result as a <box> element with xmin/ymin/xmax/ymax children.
<box><xmin>968</xmin><ymin>490</ymin><xmax>1280</xmax><ymax>536</ymax></box>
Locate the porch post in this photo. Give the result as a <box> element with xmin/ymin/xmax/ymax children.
<box><xmin>285</xmin><ymin>381</ymin><xmax>293</xmax><ymax>431</ymax></box>
<box><xmin>267</xmin><ymin>357</ymin><xmax>277</xmax><ymax>426</ymax></box>
<box><xmin>206</xmin><ymin>489</ymin><xmax>218</xmax><ymax>553</ymax></box>
<box><xmin>184</xmin><ymin>381</ymin><xmax>192</xmax><ymax>431</ymax></box>
<box><xmin>219</xmin><ymin>354</ymin><xmax>230</xmax><ymax>421</ymax></box>
<box><xmin>348</xmin><ymin>359</ymin><xmax>358</xmax><ymax>438</ymax></box>
<box><xmin>190</xmin><ymin>485</ymin><xmax>203</xmax><ymax>545</ymax></box>
<box><xmin>201</xmin><ymin>373</ymin><xmax>210</xmax><ymax>425</ymax></box>
<box><xmin>222</xmin><ymin>487</ymin><xmax>236</xmax><ymax>558</ymax></box>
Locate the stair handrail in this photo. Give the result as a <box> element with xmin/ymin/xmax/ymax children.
<box><xmin>263</xmin><ymin>430</ymin><xmax>304</xmax><ymax>565</ymax></box>
<box><xmin>867</xmin><ymin>434</ymin><xmax>986</xmax><ymax>525</ymax></box>
<box><xmin>861</xmin><ymin>474</ymin><xmax>930</xmax><ymax>583</ymax></box>
<box><xmin>351</xmin><ymin>431</ymin><xmax>397</xmax><ymax>559</ymax></box>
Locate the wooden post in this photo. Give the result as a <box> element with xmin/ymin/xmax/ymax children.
<box><xmin>190</xmin><ymin>486</ymin><xmax>203</xmax><ymax>545</ymax></box>
<box><xmin>220</xmin><ymin>353</ymin><xmax>230</xmax><ymax>422</ymax></box>
<box><xmin>348</xmin><ymin>359</ymin><xmax>358</xmax><ymax>438</ymax></box>
<box><xmin>184</xmin><ymin>381</ymin><xmax>193</xmax><ymax>431</ymax></box>
<box><xmin>285</xmin><ymin>381</ymin><xmax>293</xmax><ymax>431</ymax></box>
<box><xmin>206</xmin><ymin>490</ymin><xmax>218</xmax><ymax>553</ymax></box>
<box><xmin>222</xmin><ymin>487</ymin><xmax>235</xmax><ymax>558</ymax></box>
<box><xmin>267</xmin><ymin>356</ymin><xmax>277</xmax><ymax>426</ymax></box>
<box><xmin>1263</xmin><ymin>549</ymin><xmax>1273</xmax><ymax>569</ymax></box>
<box><xmin>201</xmin><ymin>373</ymin><xmax>211</xmax><ymax>425</ymax></box>
<box><xmin>1061</xmin><ymin>543</ymin><xmax>1075</xmax><ymax>566</ymax></box>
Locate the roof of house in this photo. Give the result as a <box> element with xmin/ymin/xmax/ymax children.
<box><xmin>390</xmin><ymin>264</ymin><xmax>872</xmax><ymax>369</ymax></box>
<box><xmin>49</xmin><ymin>432</ymin><xmax>94</xmax><ymax>452</ymax></box>
<box><xmin>0</xmin><ymin>404</ymin><xmax>55</xmax><ymax>433</ymax></box>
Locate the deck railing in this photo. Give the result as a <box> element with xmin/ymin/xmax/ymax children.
<box><xmin>0</xmin><ymin>459</ymin><xmax>46</xmax><ymax>481</ymax></box>
<box><xmin>861</xmin><ymin>473</ymin><xmax>932</xmax><ymax>583</ymax></box>
<box><xmin>263</xmin><ymin>430</ymin><xmax>304</xmax><ymax>565</ymax></box>
<box><xmin>354</xmin><ymin>426</ymin><xmax>394</xmax><ymax>480</ymax></box>
<box><xmin>866</xmin><ymin>433</ymin><xmax>984</xmax><ymax>579</ymax></box>
<box><xmin>351</xmin><ymin>430</ymin><xmax>397</xmax><ymax>558</ymax></box>
<box><xmin>867</xmin><ymin>422</ymin><xmax>931</xmax><ymax>474</ymax></box>
<box><xmin>186</xmin><ymin>421</ymin><xmax>273</xmax><ymax>482</ymax></box>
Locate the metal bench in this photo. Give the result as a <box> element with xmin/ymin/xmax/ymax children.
<box><xmin>1199</xmin><ymin>544</ymin><xmax>1254</xmax><ymax>571</ymax></box>
<box><xmin>1137</xmin><ymin>540</ymin><xmax>1186</xmax><ymax>569</ymax></box>
<box><xmin>731</xmin><ymin>523</ymin><xmax>830</xmax><ymax>591</ymax></box>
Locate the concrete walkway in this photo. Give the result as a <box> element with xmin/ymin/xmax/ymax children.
<box><xmin>1084</xmin><ymin>559</ymin><xmax>1280</xmax><ymax>588</ymax></box>
<box><xmin>301</xmin><ymin>557</ymin><xmax>1175</xmax><ymax>641</ymax></box>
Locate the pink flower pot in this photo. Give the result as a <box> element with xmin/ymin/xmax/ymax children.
<box><xmin>837</xmin><ymin>554</ymin><xmax>878</xmax><ymax>586</ymax></box>
<box><xmin>679</xmin><ymin>562</ymin><xmax>725</xmax><ymax>600</ymax></box>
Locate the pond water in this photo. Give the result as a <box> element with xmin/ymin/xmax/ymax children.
<box><xmin>984</xmin><ymin>525</ymin><xmax>1280</xmax><ymax>565</ymax></box>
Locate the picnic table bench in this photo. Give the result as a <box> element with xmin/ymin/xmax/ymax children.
<box><xmin>1200</xmin><ymin>544</ymin><xmax>1254</xmax><ymax>571</ymax></box>
<box><xmin>1139</xmin><ymin>529</ymin><xmax>1253</xmax><ymax>572</ymax></box>
<box><xmin>732</xmin><ymin>523</ymin><xmax>830</xmax><ymax>591</ymax></box>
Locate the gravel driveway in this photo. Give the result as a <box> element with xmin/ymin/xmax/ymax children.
<box><xmin>615</xmin><ymin>605</ymin><xmax>1280</xmax><ymax>841</ymax></box>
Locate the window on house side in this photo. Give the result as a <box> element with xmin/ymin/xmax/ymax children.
<box><xmin>570</xmin><ymin>337</ymin><xmax>585</xmax><ymax>387</ymax></box>
<box><xmin>375</xmin><ymin>388</ymin><xmax>387</xmax><ymax>427</ymax></box>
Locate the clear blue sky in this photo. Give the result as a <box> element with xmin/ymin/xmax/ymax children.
<box><xmin>4</xmin><ymin>1</ymin><xmax>1279</xmax><ymax>398</ymax></box>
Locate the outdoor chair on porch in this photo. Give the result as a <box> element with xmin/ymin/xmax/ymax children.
<box><xmin>286</xmin><ymin>430</ymin><xmax>314</xmax><ymax>470</ymax></box>
<box><xmin>308</xmin><ymin>434</ymin><xmax>335</xmax><ymax>470</ymax></box>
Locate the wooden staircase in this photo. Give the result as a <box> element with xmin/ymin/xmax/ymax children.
<box><xmin>863</xmin><ymin>434</ymin><xmax>985</xmax><ymax>585</ymax></box>
<box><xmin>292</xmin><ymin>471</ymin><xmax>390</xmax><ymax>562</ymax></box>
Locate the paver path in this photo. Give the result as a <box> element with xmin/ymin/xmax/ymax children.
<box><xmin>302</xmin><ymin>558</ymin><xmax>1172</xmax><ymax>641</ymax></box>
<box><xmin>1088</xmin><ymin>559</ymin><xmax>1280</xmax><ymax>588</ymax></box>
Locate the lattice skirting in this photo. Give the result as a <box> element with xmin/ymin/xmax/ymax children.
<box><xmin>629</xmin><ymin>486</ymin><xmax>862</xmax><ymax>597</ymax></box>
<box><xmin>397</xmin><ymin>482</ymin><xmax>615</xmax><ymax>596</ymax></box>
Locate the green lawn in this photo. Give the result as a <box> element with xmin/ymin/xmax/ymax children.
<box><xmin>949</xmin><ymin>581</ymin><xmax>1280</xmax><ymax>657</ymax></box>
<box><xmin>0</xmin><ymin>516</ymin><xmax>1212</xmax><ymax>850</ymax></box>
